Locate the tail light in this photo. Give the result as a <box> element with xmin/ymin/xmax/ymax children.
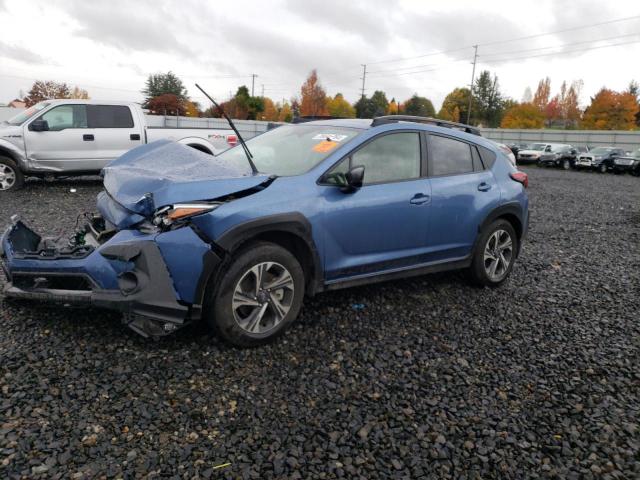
<box><xmin>226</xmin><ymin>135</ymin><xmax>238</xmax><ymax>146</ymax></box>
<box><xmin>510</xmin><ymin>171</ymin><xmax>528</xmax><ymax>188</ymax></box>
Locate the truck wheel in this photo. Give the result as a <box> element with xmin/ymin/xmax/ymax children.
<box><xmin>0</xmin><ymin>157</ymin><xmax>24</xmax><ymax>191</ymax></box>
<box><xmin>562</xmin><ymin>159</ymin><xmax>571</xmax><ymax>170</ymax></box>
<box><xmin>598</xmin><ymin>164</ymin><xmax>607</xmax><ymax>173</ymax></box>
<box><xmin>207</xmin><ymin>242</ymin><xmax>305</xmax><ymax>347</ymax></box>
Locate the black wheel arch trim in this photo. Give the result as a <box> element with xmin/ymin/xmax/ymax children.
<box><xmin>475</xmin><ymin>202</ymin><xmax>526</xmax><ymax>256</ymax></box>
<box><xmin>196</xmin><ymin>212</ymin><xmax>324</xmax><ymax>304</ymax></box>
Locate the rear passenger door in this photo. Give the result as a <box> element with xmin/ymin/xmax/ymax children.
<box><xmin>426</xmin><ymin>134</ymin><xmax>501</xmax><ymax>261</ymax></box>
<box><xmin>88</xmin><ymin>105</ymin><xmax>142</xmax><ymax>168</ymax></box>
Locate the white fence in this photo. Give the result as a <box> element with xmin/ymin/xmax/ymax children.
<box><xmin>480</xmin><ymin>128</ymin><xmax>640</xmax><ymax>151</ymax></box>
<box><xmin>3</xmin><ymin>106</ymin><xmax>639</xmax><ymax>149</ymax></box>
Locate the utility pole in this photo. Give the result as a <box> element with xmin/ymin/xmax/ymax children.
<box><xmin>251</xmin><ymin>74</ymin><xmax>258</xmax><ymax>96</ymax></box>
<box><xmin>360</xmin><ymin>64</ymin><xmax>367</xmax><ymax>98</ymax></box>
<box><xmin>466</xmin><ymin>45</ymin><xmax>478</xmax><ymax>125</ymax></box>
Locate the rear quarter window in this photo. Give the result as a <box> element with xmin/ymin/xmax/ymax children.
<box><xmin>87</xmin><ymin>105</ymin><xmax>134</xmax><ymax>128</ymax></box>
<box><xmin>477</xmin><ymin>145</ymin><xmax>496</xmax><ymax>169</ymax></box>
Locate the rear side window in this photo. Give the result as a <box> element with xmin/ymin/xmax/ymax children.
<box><xmin>478</xmin><ymin>145</ymin><xmax>496</xmax><ymax>169</ymax></box>
<box><xmin>429</xmin><ymin>135</ymin><xmax>473</xmax><ymax>176</ymax></box>
<box><xmin>87</xmin><ymin>105</ymin><xmax>134</xmax><ymax>128</ymax></box>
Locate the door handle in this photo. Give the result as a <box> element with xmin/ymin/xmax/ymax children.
<box><xmin>83</xmin><ymin>134</ymin><xmax>94</xmax><ymax>141</ymax></box>
<box><xmin>477</xmin><ymin>182</ymin><xmax>492</xmax><ymax>192</ymax></box>
<box><xmin>410</xmin><ymin>193</ymin><xmax>430</xmax><ymax>205</ymax></box>
<box><xmin>130</xmin><ymin>134</ymin><xmax>141</xmax><ymax>141</ymax></box>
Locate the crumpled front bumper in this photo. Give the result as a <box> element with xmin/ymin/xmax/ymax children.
<box><xmin>1</xmin><ymin>219</ymin><xmax>221</xmax><ymax>337</ymax></box>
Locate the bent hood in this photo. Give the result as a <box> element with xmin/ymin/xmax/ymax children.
<box><xmin>102</xmin><ymin>140</ymin><xmax>270</xmax><ymax>215</ymax></box>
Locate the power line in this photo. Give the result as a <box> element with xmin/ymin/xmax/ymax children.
<box><xmin>365</xmin><ymin>14</ymin><xmax>640</xmax><ymax>66</ymax></box>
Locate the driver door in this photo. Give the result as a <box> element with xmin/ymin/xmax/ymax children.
<box><xmin>24</xmin><ymin>104</ymin><xmax>98</xmax><ymax>171</ymax></box>
<box><xmin>318</xmin><ymin>131</ymin><xmax>432</xmax><ymax>282</ymax></box>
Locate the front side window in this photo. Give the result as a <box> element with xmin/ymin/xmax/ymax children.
<box><xmin>7</xmin><ymin>102</ymin><xmax>50</xmax><ymax>126</ymax></box>
<box><xmin>350</xmin><ymin>132</ymin><xmax>421</xmax><ymax>184</ymax></box>
<box><xmin>88</xmin><ymin>105</ymin><xmax>134</xmax><ymax>128</ymax></box>
<box><xmin>38</xmin><ymin>105</ymin><xmax>87</xmax><ymax>131</ymax></box>
<box><xmin>429</xmin><ymin>135</ymin><xmax>474</xmax><ymax>176</ymax></box>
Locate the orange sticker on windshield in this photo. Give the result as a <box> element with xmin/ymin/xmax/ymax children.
<box><xmin>313</xmin><ymin>140</ymin><xmax>338</xmax><ymax>153</ymax></box>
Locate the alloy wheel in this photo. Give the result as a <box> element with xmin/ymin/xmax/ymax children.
<box><xmin>0</xmin><ymin>163</ymin><xmax>16</xmax><ymax>191</ymax></box>
<box><xmin>231</xmin><ymin>261</ymin><xmax>294</xmax><ymax>334</ymax></box>
<box><xmin>563</xmin><ymin>160</ymin><xmax>570</xmax><ymax>170</ymax></box>
<box><xmin>483</xmin><ymin>229</ymin><xmax>513</xmax><ymax>282</ymax></box>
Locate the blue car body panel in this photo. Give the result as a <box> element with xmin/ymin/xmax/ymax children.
<box><xmin>1</xmin><ymin>120</ymin><xmax>528</xmax><ymax>337</ymax></box>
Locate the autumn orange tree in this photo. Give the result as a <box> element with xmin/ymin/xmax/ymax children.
<box><xmin>581</xmin><ymin>88</ymin><xmax>639</xmax><ymax>130</ymax></box>
<box><xmin>23</xmin><ymin>80</ymin><xmax>71</xmax><ymax>106</ymax></box>
<box><xmin>300</xmin><ymin>70</ymin><xmax>329</xmax><ymax>117</ymax></box>
<box><xmin>147</xmin><ymin>94</ymin><xmax>186</xmax><ymax>116</ymax></box>
<box><xmin>500</xmin><ymin>103</ymin><xmax>545</xmax><ymax>129</ymax></box>
<box><xmin>326</xmin><ymin>93</ymin><xmax>356</xmax><ymax>118</ymax></box>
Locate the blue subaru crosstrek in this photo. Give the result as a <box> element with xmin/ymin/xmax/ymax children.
<box><xmin>1</xmin><ymin>116</ymin><xmax>529</xmax><ymax>347</ymax></box>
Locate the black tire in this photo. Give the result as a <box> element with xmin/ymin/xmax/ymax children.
<box><xmin>0</xmin><ymin>156</ymin><xmax>24</xmax><ymax>192</ymax></box>
<box><xmin>562</xmin><ymin>159</ymin><xmax>571</xmax><ymax>170</ymax></box>
<box><xmin>469</xmin><ymin>219</ymin><xmax>518</xmax><ymax>288</ymax></box>
<box><xmin>598</xmin><ymin>164</ymin><xmax>607</xmax><ymax>173</ymax></box>
<box><xmin>206</xmin><ymin>242</ymin><xmax>305</xmax><ymax>347</ymax></box>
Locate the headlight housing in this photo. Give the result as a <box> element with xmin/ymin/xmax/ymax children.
<box><xmin>153</xmin><ymin>203</ymin><xmax>220</xmax><ymax>227</ymax></box>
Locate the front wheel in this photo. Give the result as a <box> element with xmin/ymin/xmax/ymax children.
<box><xmin>598</xmin><ymin>164</ymin><xmax>607</xmax><ymax>173</ymax></box>
<box><xmin>469</xmin><ymin>220</ymin><xmax>518</xmax><ymax>287</ymax></box>
<box><xmin>207</xmin><ymin>242</ymin><xmax>305</xmax><ymax>347</ymax></box>
<box><xmin>563</xmin><ymin>159</ymin><xmax>571</xmax><ymax>170</ymax></box>
<box><xmin>0</xmin><ymin>157</ymin><xmax>24</xmax><ymax>192</ymax></box>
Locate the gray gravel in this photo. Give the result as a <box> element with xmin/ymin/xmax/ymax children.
<box><xmin>1</xmin><ymin>168</ymin><xmax>639</xmax><ymax>479</ymax></box>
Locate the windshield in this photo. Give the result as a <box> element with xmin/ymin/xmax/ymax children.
<box><xmin>530</xmin><ymin>143</ymin><xmax>547</xmax><ymax>151</ymax></box>
<box><xmin>550</xmin><ymin>145</ymin><xmax>565</xmax><ymax>152</ymax></box>
<box><xmin>590</xmin><ymin>147</ymin><xmax>613</xmax><ymax>155</ymax></box>
<box><xmin>6</xmin><ymin>102</ymin><xmax>50</xmax><ymax>126</ymax></box>
<box><xmin>217</xmin><ymin>125</ymin><xmax>362</xmax><ymax>176</ymax></box>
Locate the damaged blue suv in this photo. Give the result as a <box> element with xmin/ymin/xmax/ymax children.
<box><xmin>1</xmin><ymin>116</ymin><xmax>529</xmax><ymax>347</ymax></box>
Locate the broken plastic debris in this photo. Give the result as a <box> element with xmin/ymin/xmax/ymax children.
<box><xmin>70</xmin><ymin>188</ymin><xmax>77</xmax><ymax>193</ymax></box>
<box><xmin>351</xmin><ymin>303</ymin><xmax>365</xmax><ymax>310</ymax></box>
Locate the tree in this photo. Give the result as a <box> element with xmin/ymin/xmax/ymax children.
<box><xmin>438</xmin><ymin>87</ymin><xmax>471</xmax><ymax>122</ymax></box>
<box><xmin>300</xmin><ymin>70</ymin><xmax>329</xmax><ymax>117</ymax></box>
<box><xmin>142</xmin><ymin>72</ymin><xmax>187</xmax><ymax>107</ymax></box>
<box><xmin>532</xmin><ymin>77</ymin><xmax>551</xmax><ymax>112</ymax></box>
<box><xmin>473</xmin><ymin>71</ymin><xmax>504</xmax><ymax>127</ymax></box>
<box><xmin>146</xmin><ymin>94</ymin><xmax>186</xmax><ymax>116</ymax></box>
<box><xmin>261</xmin><ymin>97</ymin><xmax>279</xmax><ymax>121</ymax></box>
<box><xmin>500</xmin><ymin>103</ymin><xmax>545</xmax><ymax>128</ymax></box>
<box><xmin>327</xmin><ymin>93</ymin><xmax>356</xmax><ymax>118</ymax></box>
<box><xmin>545</xmin><ymin>96</ymin><xmax>561</xmax><ymax>126</ymax></box>
<box><xmin>23</xmin><ymin>80</ymin><xmax>71</xmax><ymax>106</ymax></box>
<box><xmin>387</xmin><ymin>98</ymin><xmax>399</xmax><ymax>115</ymax></box>
<box><xmin>402</xmin><ymin>94</ymin><xmax>435</xmax><ymax>117</ymax></box>
<box><xmin>278</xmin><ymin>102</ymin><xmax>293</xmax><ymax>122</ymax></box>
<box><xmin>521</xmin><ymin>87</ymin><xmax>533</xmax><ymax>103</ymax></box>
<box><xmin>184</xmin><ymin>100</ymin><xmax>201</xmax><ymax>117</ymax></box>
<box><xmin>70</xmin><ymin>86</ymin><xmax>89</xmax><ymax>99</ymax></box>
<box><xmin>581</xmin><ymin>88</ymin><xmax>639</xmax><ymax>130</ymax></box>
<box><xmin>370</xmin><ymin>91</ymin><xmax>389</xmax><ymax>116</ymax></box>
<box><xmin>628</xmin><ymin>80</ymin><xmax>640</xmax><ymax>127</ymax></box>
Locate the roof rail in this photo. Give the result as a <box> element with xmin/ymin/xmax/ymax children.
<box><xmin>371</xmin><ymin>115</ymin><xmax>481</xmax><ymax>136</ymax></box>
<box><xmin>292</xmin><ymin>115</ymin><xmax>346</xmax><ymax>124</ymax></box>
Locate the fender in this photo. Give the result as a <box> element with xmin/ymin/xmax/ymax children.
<box><xmin>475</xmin><ymin>201</ymin><xmax>526</xmax><ymax>256</ymax></box>
<box><xmin>0</xmin><ymin>139</ymin><xmax>27</xmax><ymax>171</ymax></box>
<box><xmin>201</xmin><ymin>212</ymin><xmax>324</xmax><ymax>298</ymax></box>
<box><xmin>177</xmin><ymin>137</ymin><xmax>216</xmax><ymax>155</ymax></box>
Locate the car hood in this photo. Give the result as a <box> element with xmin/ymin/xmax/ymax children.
<box><xmin>102</xmin><ymin>140</ymin><xmax>271</xmax><ymax>216</ymax></box>
<box><xmin>518</xmin><ymin>149</ymin><xmax>544</xmax><ymax>155</ymax></box>
<box><xmin>0</xmin><ymin>124</ymin><xmax>24</xmax><ymax>149</ymax></box>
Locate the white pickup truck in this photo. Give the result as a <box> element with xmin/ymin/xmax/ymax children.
<box><xmin>0</xmin><ymin>99</ymin><xmax>239</xmax><ymax>191</ymax></box>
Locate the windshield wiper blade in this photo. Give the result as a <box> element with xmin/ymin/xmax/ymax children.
<box><xmin>195</xmin><ymin>83</ymin><xmax>258</xmax><ymax>175</ymax></box>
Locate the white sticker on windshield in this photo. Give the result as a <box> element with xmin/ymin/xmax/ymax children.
<box><xmin>312</xmin><ymin>133</ymin><xmax>348</xmax><ymax>142</ymax></box>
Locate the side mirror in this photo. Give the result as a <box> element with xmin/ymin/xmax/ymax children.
<box><xmin>341</xmin><ymin>165</ymin><xmax>365</xmax><ymax>193</ymax></box>
<box><xmin>29</xmin><ymin>119</ymin><xmax>49</xmax><ymax>132</ymax></box>
<box><xmin>544</xmin><ymin>146</ymin><xmax>551</xmax><ymax>152</ymax></box>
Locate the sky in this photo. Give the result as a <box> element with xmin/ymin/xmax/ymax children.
<box><xmin>0</xmin><ymin>0</ymin><xmax>639</xmax><ymax>111</ymax></box>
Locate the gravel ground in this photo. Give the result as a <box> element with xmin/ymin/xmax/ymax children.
<box><xmin>1</xmin><ymin>168</ymin><xmax>639</xmax><ymax>479</ymax></box>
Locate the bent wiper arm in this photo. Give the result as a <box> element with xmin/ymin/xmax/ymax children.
<box><xmin>195</xmin><ymin>83</ymin><xmax>258</xmax><ymax>175</ymax></box>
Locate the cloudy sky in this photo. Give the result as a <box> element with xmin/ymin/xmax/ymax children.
<box><xmin>0</xmin><ymin>0</ymin><xmax>639</xmax><ymax>110</ymax></box>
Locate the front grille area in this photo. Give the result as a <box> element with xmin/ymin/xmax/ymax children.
<box><xmin>12</xmin><ymin>274</ymin><xmax>94</xmax><ymax>291</ymax></box>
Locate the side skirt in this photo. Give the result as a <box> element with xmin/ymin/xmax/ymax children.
<box><xmin>323</xmin><ymin>257</ymin><xmax>471</xmax><ymax>291</ymax></box>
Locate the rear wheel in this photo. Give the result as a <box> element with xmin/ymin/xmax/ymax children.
<box><xmin>0</xmin><ymin>157</ymin><xmax>23</xmax><ymax>192</ymax></box>
<box><xmin>562</xmin><ymin>159</ymin><xmax>571</xmax><ymax>170</ymax></box>
<box><xmin>469</xmin><ymin>219</ymin><xmax>518</xmax><ymax>287</ymax></box>
<box><xmin>598</xmin><ymin>163</ymin><xmax>607</xmax><ymax>173</ymax></box>
<box><xmin>207</xmin><ymin>242</ymin><xmax>305</xmax><ymax>347</ymax></box>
